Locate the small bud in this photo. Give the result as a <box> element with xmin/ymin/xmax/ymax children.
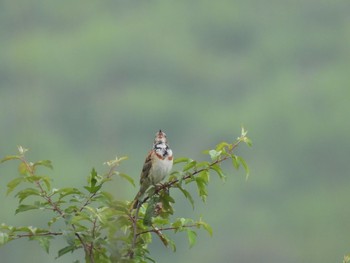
<box><xmin>241</xmin><ymin>126</ymin><xmax>248</xmax><ymax>137</ymax></box>
<box><xmin>103</xmin><ymin>156</ymin><xmax>128</xmax><ymax>166</ymax></box>
<box><xmin>17</xmin><ymin>146</ymin><xmax>28</xmax><ymax>155</ymax></box>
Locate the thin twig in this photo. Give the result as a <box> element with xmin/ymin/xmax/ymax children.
<box><xmin>79</xmin><ymin>192</ymin><xmax>98</xmax><ymax>212</ymax></box>
<box><xmin>13</xmin><ymin>232</ymin><xmax>63</xmax><ymax>239</ymax></box>
<box><xmin>74</xmin><ymin>229</ymin><xmax>93</xmax><ymax>263</ymax></box>
<box><xmin>106</xmin><ymin>163</ymin><xmax>118</xmax><ymax>179</ymax></box>
<box><xmin>130</xmin><ymin>203</ymin><xmax>142</xmax><ymax>257</ymax></box>
<box><xmin>136</xmin><ymin>224</ymin><xmax>199</xmax><ymax>237</ymax></box>
<box><xmin>89</xmin><ymin>217</ymin><xmax>98</xmax><ymax>262</ymax></box>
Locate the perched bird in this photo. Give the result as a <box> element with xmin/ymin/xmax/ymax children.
<box><xmin>132</xmin><ymin>130</ymin><xmax>173</xmax><ymax>209</ymax></box>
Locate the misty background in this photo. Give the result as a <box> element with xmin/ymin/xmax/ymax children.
<box><xmin>1</xmin><ymin>1</ymin><xmax>350</xmax><ymax>262</ymax></box>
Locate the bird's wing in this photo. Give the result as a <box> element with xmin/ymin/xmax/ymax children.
<box><xmin>140</xmin><ymin>151</ymin><xmax>153</xmax><ymax>185</ymax></box>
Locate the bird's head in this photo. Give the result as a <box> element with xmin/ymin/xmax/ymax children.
<box><xmin>153</xmin><ymin>130</ymin><xmax>168</xmax><ymax>145</ymax></box>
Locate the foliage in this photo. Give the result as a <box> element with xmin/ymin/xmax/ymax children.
<box><xmin>0</xmin><ymin>129</ymin><xmax>251</xmax><ymax>262</ymax></box>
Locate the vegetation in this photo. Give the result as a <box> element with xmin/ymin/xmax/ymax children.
<box><xmin>0</xmin><ymin>130</ymin><xmax>251</xmax><ymax>262</ymax></box>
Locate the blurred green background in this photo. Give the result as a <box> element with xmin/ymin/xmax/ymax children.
<box><xmin>1</xmin><ymin>1</ymin><xmax>350</xmax><ymax>262</ymax></box>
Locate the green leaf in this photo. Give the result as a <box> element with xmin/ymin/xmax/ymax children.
<box><xmin>57</xmin><ymin>245</ymin><xmax>75</xmax><ymax>258</ymax></box>
<box><xmin>89</xmin><ymin>168</ymin><xmax>98</xmax><ymax>187</ymax></box>
<box><xmin>0</xmin><ymin>232</ymin><xmax>9</xmax><ymax>246</ymax></box>
<box><xmin>84</xmin><ymin>206</ymin><xmax>112</xmax><ymax>225</ymax></box>
<box><xmin>244</xmin><ymin>137</ymin><xmax>253</xmax><ymax>147</ymax></box>
<box><xmin>195</xmin><ymin>161</ymin><xmax>210</xmax><ymax>169</ymax></box>
<box><xmin>118</xmin><ymin>173</ymin><xmax>135</xmax><ymax>187</ymax></box>
<box><xmin>41</xmin><ymin>176</ymin><xmax>52</xmax><ymax>191</ymax></box>
<box><xmin>33</xmin><ymin>236</ymin><xmax>51</xmax><ymax>254</ymax></box>
<box><xmin>92</xmin><ymin>191</ymin><xmax>114</xmax><ymax>206</ymax></box>
<box><xmin>145</xmin><ymin>256</ymin><xmax>156</xmax><ymax>263</ymax></box>
<box><xmin>48</xmin><ymin>216</ymin><xmax>60</xmax><ymax>227</ymax></box>
<box><xmin>18</xmin><ymin>162</ymin><xmax>29</xmax><ymax>175</ymax></box>
<box><xmin>0</xmin><ymin>155</ymin><xmax>20</xmax><ymax>163</ymax></box>
<box><xmin>33</xmin><ymin>160</ymin><xmax>53</xmax><ymax>170</ymax></box>
<box><xmin>55</xmin><ymin>188</ymin><xmax>82</xmax><ymax>199</ymax></box>
<box><xmin>93</xmin><ymin>184</ymin><xmax>102</xmax><ymax>193</ymax></box>
<box><xmin>237</xmin><ymin>156</ymin><xmax>250</xmax><ymax>179</ymax></box>
<box><xmin>62</xmin><ymin>231</ymin><xmax>76</xmax><ymax>246</ymax></box>
<box><xmin>198</xmin><ymin>220</ymin><xmax>213</xmax><ymax>236</ymax></box>
<box><xmin>112</xmin><ymin>200</ymin><xmax>129</xmax><ymax>214</ymax></box>
<box><xmin>11</xmin><ymin>226</ymin><xmax>32</xmax><ymax>233</ymax></box>
<box><xmin>6</xmin><ymin>177</ymin><xmax>25</xmax><ymax>195</ymax></box>
<box><xmin>195</xmin><ymin>177</ymin><xmax>208</xmax><ymax>202</ymax></box>
<box><xmin>173</xmin><ymin>157</ymin><xmax>190</xmax><ymax>165</ymax></box>
<box><xmin>159</xmin><ymin>193</ymin><xmax>175</xmax><ymax>215</ymax></box>
<box><xmin>152</xmin><ymin>217</ymin><xmax>169</xmax><ymax>225</ymax></box>
<box><xmin>15</xmin><ymin>188</ymin><xmax>40</xmax><ymax>203</ymax></box>
<box><xmin>208</xmin><ymin>150</ymin><xmax>222</xmax><ymax>161</ymax></box>
<box><xmin>15</xmin><ymin>204</ymin><xmax>40</xmax><ymax>214</ymax></box>
<box><xmin>177</xmin><ymin>186</ymin><xmax>195</xmax><ymax>209</ymax></box>
<box><xmin>198</xmin><ymin>170</ymin><xmax>210</xmax><ymax>183</ymax></box>
<box><xmin>160</xmin><ymin>192</ymin><xmax>175</xmax><ymax>204</ymax></box>
<box><xmin>210</xmin><ymin>164</ymin><xmax>226</xmax><ymax>181</ymax></box>
<box><xmin>84</xmin><ymin>168</ymin><xmax>102</xmax><ymax>193</ymax></box>
<box><xmin>0</xmin><ymin>224</ymin><xmax>13</xmax><ymax>232</ymax></box>
<box><xmin>187</xmin><ymin>229</ymin><xmax>197</xmax><ymax>248</ymax></box>
<box><xmin>183</xmin><ymin>160</ymin><xmax>196</xmax><ymax>172</ymax></box>
<box><xmin>172</xmin><ymin>217</ymin><xmax>186</xmax><ymax>229</ymax></box>
<box><xmin>215</xmin><ymin>142</ymin><xmax>229</xmax><ymax>152</ymax></box>
<box><xmin>25</xmin><ymin>175</ymin><xmax>51</xmax><ymax>190</ymax></box>
<box><xmin>183</xmin><ymin>174</ymin><xmax>196</xmax><ymax>184</ymax></box>
<box><xmin>70</xmin><ymin>214</ymin><xmax>93</xmax><ymax>225</ymax></box>
<box><xmin>167</xmin><ymin>238</ymin><xmax>176</xmax><ymax>252</ymax></box>
<box><xmin>84</xmin><ymin>185</ymin><xmax>102</xmax><ymax>194</ymax></box>
<box><xmin>231</xmin><ymin>154</ymin><xmax>240</xmax><ymax>170</ymax></box>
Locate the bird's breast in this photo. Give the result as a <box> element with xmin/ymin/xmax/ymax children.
<box><xmin>150</xmin><ymin>156</ymin><xmax>173</xmax><ymax>185</ymax></box>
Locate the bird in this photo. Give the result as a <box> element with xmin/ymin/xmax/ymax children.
<box><xmin>131</xmin><ymin>130</ymin><xmax>173</xmax><ymax>209</ymax></box>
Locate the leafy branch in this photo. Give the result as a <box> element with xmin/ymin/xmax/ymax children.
<box><xmin>0</xmin><ymin>128</ymin><xmax>251</xmax><ymax>262</ymax></box>
<box><xmin>150</xmin><ymin>127</ymin><xmax>250</xmax><ymax>199</ymax></box>
<box><xmin>128</xmin><ymin>127</ymin><xmax>251</xmax><ymax>259</ymax></box>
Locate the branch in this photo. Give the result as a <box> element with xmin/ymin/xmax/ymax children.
<box><xmin>12</xmin><ymin>231</ymin><xmax>63</xmax><ymax>239</ymax></box>
<box><xmin>129</xmin><ymin>203</ymin><xmax>142</xmax><ymax>258</ymax></box>
<box><xmin>128</xmin><ymin>137</ymin><xmax>246</xmax><ymax>253</ymax></box>
<box><xmin>142</xmin><ymin>138</ymin><xmax>244</xmax><ymax>205</ymax></box>
<box><xmin>137</xmin><ymin>224</ymin><xmax>199</xmax><ymax>237</ymax></box>
<box><xmin>79</xmin><ymin>192</ymin><xmax>98</xmax><ymax>212</ymax></box>
<box><xmin>19</xmin><ymin>155</ymin><xmax>94</xmax><ymax>263</ymax></box>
